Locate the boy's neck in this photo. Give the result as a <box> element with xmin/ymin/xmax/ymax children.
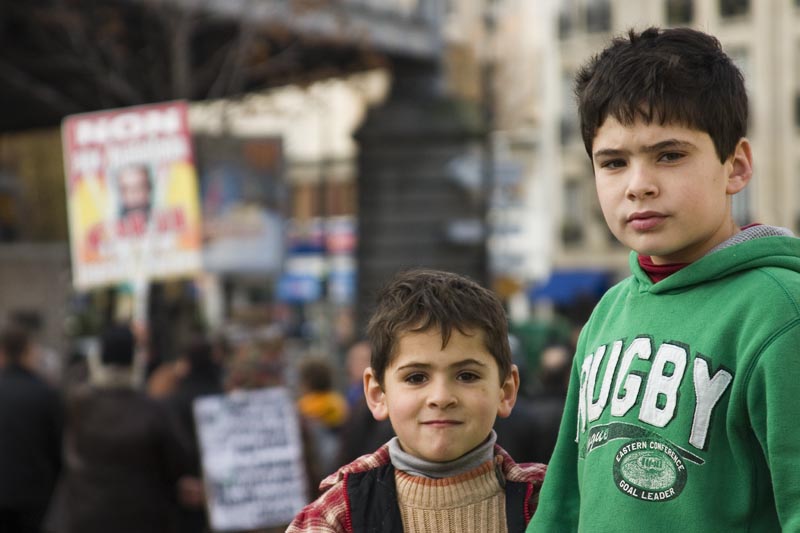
<box><xmin>388</xmin><ymin>431</ymin><xmax>497</xmax><ymax>479</ymax></box>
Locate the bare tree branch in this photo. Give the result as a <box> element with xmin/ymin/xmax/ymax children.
<box><xmin>0</xmin><ymin>0</ymin><xmax>371</xmax><ymax>130</ymax></box>
<box><xmin>0</xmin><ymin>60</ymin><xmax>84</xmax><ymax>115</ymax></box>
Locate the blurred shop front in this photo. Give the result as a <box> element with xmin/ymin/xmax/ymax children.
<box><xmin>192</xmin><ymin>134</ymin><xmax>286</xmax><ymax>333</ymax></box>
<box><xmin>194</xmin><ymin>135</ymin><xmax>356</xmax><ymax>359</ymax></box>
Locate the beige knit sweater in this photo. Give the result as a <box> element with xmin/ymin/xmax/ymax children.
<box><xmin>394</xmin><ymin>458</ymin><xmax>508</xmax><ymax>533</ymax></box>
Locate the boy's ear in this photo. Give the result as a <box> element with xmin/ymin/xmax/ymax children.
<box><xmin>725</xmin><ymin>137</ymin><xmax>753</xmax><ymax>195</ymax></box>
<box><xmin>496</xmin><ymin>364</ymin><xmax>520</xmax><ymax>419</ymax></box>
<box><xmin>363</xmin><ymin>367</ymin><xmax>389</xmax><ymax>421</ymax></box>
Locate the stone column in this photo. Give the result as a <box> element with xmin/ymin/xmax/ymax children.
<box><xmin>355</xmin><ymin>58</ymin><xmax>488</xmax><ymax>331</ymax></box>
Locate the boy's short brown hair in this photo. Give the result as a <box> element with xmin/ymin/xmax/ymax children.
<box><xmin>576</xmin><ymin>26</ymin><xmax>748</xmax><ymax>163</ymax></box>
<box><xmin>366</xmin><ymin>269</ymin><xmax>511</xmax><ymax>385</ymax></box>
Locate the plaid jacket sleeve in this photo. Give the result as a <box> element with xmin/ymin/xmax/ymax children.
<box><xmin>285</xmin><ymin>475</ymin><xmax>350</xmax><ymax>533</ymax></box>
<box><xmin>495</xmin><ymin>444</ymin><xmax>548</xmax><ymax>520</ymax></box>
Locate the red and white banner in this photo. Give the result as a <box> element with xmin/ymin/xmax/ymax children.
<box><xmin>62</xmin><ymin>101</ymin><xmax>203</xmax><ymax>289</ymax></box>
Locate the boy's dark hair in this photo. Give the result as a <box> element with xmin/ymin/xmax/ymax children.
<box><xmin>1</xmin><ymin>322</ymin><xmax>30</xmax><ymax>363</ymax></box>
<box><xmin>367</xmin><ymin>269</ymin><xmax>511</xmax><ymax>386</ymax></box>
<box><xmin>576</xmin><ymin>26</ymin><xmax>748</xmax><ymax>163</ymax></box>
<box><xmin>299</xmin><ymin>357</ymin><xmax>335</xmax><ymax>392</ymax></box>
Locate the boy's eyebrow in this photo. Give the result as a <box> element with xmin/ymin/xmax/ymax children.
<box><xmin>641</xmin><ymin>139</ymin><xmax>696</xmax><ymax>153</ymax></box>
<box><xmin>395</xmin><ymin>358</ymin><xmax>489</xmax><ymax>372</ymax></box>
<box><xmin>593</xmin><ymin>138</ymin><xmax>696</xmax><ymax>160</ymax></box>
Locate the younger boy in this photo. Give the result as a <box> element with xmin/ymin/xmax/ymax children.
<box><xmin>288</xmin><ymin>269</ymin><xmax>546</xmax><ymax>532</ymax></box>
<box><xmin>527</xmin><ymin>27</ymin><xmax>800</xmax><ymax>532</ymax></box>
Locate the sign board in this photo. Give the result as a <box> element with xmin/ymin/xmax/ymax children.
<box><xmin>193</xmin><ymin>387</ymin><xmax>308</xmax><ymax>531</ymax></box>
<box><xmin>62</xmin><ymin>101</ymin><xmax>203</xmax><ymax>289</ymax></box>
<box><xmin>194</xmin><ymin>135</ymin><xmax>285</xmax><ymax>274</ymax></box>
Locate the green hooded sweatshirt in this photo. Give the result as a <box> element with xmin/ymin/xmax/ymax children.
<box><xmin>527</xmin><ymin>234</ymin><xmax>800</xmax><ymax>532</ymax></box>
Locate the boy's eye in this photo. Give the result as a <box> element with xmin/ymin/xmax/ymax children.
<box><xmin>658</xmin><ymin>152</ymin><xmax>685</xmax><ymax>162</ymax></box>
<box><xmin>404</xmin><ymin>373</ymin><xmax>427</xmax><ymax>385</ymax></box>
<box><xmin>598</xmin><ymin>159</ymin><xmax>626</xmax><ymax>170</ymax></box>
<box><xmin>457</xmin><ymin>371</ymin><xmax>481</xmax><ymax>383</ymax></box>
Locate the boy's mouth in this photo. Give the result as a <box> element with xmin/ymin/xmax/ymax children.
<box><xmin>422</xmin><ymin>420</ymin><xmax>462</xmax><ymax>427</ymax></box>
<box><xmin>627</xmin><ymin>211</ymin><xmax>667</xmax><ymax>231</ymax></box>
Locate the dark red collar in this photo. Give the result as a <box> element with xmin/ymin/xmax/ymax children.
<box><xmin>638</xmin><ymin>223</ymin><xmax>762</xmax><ymax>282</ymax></box>
<box><xmin>637</xmin><ymin>255</ymin><xmax>689</xmax><ymax>283</ymax></box>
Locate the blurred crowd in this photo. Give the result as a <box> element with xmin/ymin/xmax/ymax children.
<box><xmin>0</xmin><ymin>301</ymin><xmax>584</xmax><ymax>533</ymax></box>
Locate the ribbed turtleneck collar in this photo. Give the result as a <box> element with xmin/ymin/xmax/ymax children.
<box><xmin>388</xmin><ymin>430</ymin><xmax>497</xmax><ymax>479</ymax></box>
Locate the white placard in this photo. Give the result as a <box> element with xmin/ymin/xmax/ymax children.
<box><xmin>194</xmin><ymin>387</ymin><xmax>308</xmax><ymax>531</ymax></box>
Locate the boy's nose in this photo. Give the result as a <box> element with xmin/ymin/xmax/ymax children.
<box><xmin>427</xmin><ymin>380</ymin><xmax>458</xmax><ymax>409</ymax></box>
<box><xmin>626</xmin><ymin>164</ymin><xmax>659</xmax><ymax>200</ymax></box>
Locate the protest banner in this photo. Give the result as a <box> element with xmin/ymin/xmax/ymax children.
<box><xmin>193</xmin><ymin>387</ymin><xmax>308</xmax><ymax>531</ymax></box>
<box><xmin>61</xmin><ymin>101</ymin><xmax>203</xmax><ymax>298</ymax></box>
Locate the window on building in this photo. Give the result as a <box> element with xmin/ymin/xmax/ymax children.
<box><xmin>562</xmin><ymin>180</ymin><xmax>585</xmax><ymax>245</ymax></box>
<box><xmin>795</xmin><ymin>42</ymin><xmax>800</xmax><ymax>130</ymax></box>
<box><xmin>727</xmin><ymin>47</ymin><xmax>754</xmax><ymax>131</ymax></box>
<box><xmin>795</xmin><ymin>93</ymin><xmax>800</xmax><ymax>130</ymax></box>
<box><xmin>727</xmin><ymin>48</ymin><xmax>751</xmax><ymax>82</ymax></box>
<box><xmin>586</xmin><ymin>0</ymin><xmax>611</xmax><ymax>33</ymax></box>
<box><xmin>558</xmin><ymin>0</ymin><xmax>576</xmax><ymax>39</ymax></box>
<box><xmin>292</xmin><ymin>182</ymin><xmax>323</xmax><ymax>220</ymax></box>
<box><xmin>560</xmin><ymin>117</ymin><xmax>577</xmax><ymax>146</ymax></box>
<box><xmin>666</xmin><ymin>0</ymin><xmax>693</xmax><ymax>25</ymax></box>
<box><xmin>720</xmin><ymin>0</ymin><xmax>749</xmax><ymax>18</ymax></box>
<box><xmin>560</xmin><ymin>72</ymin><xmax>578</xmax><ymax>145</ymax></box>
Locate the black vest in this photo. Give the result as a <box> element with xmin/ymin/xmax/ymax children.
<box><xmin>346</xmin><ymin>463</ymin><xmax>530</xmax><ymax>533</ymax></box>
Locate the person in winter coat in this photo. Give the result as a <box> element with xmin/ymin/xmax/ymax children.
<box><xmin>528</xmin><ymin>27</ymin><xmax>800</xmax><ymax>533</ymax></box>
<box><xmin>61</xmin><ymin>323</ymin><xmax>189</xmax><ymax>533</ymax></box>
<box><xmin>162</xmin><ymin>332</ymin><xmax>225</xmax><ymax>533</ymax></box>
<box><xmin>288</xmin><ymin>269</ymin><xmax>546</xmax><ymax>532</ymax></box>
<box><xmin>296</xmin><ymin>356</ymin><xmax>349</xmax><ymax>482</ymax></box>
<box><xmin>0</xmin><ymin>322</ymin><xmax>62</xmax><ymax>533</ymax></box>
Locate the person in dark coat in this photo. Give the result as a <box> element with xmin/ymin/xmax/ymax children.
<box><xmin>335</xmin><ymin>340</ymin><xmax>395</xmax><ymax>469</ymax></box>
<box><xmin>60</xmin><ymin>323</ymin><xmax>189</xmax><ymax>533</ymax></box>
<box><xmin>0</xmin><ymin>322</ymin><xmax>63</xmax><ymax>533</ymax></box>
<box><xmin>494</xmin><ymin>341</ymin><xmax>572</xmax><ymax>464</ymax></box>
<box><xmin>162</xmin><ymin>332</ymin><xmax>224</xmax><ymax>533</ymax></box>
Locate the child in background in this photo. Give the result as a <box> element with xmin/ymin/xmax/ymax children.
<box><xmin>528</xmin><ymin>27</ymin><xmax>800</xmax><ymax>532</ymax></box>
<box><xmin>296</xmin><ymin>357</ymin><xmax>349</xmax><ymax>480</ymax></box>
<box><xmin>288</xmin><ymin>269</ymin><xmax>546</xmax><ymax>533</ymax></box>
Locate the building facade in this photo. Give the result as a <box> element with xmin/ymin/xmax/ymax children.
<box><xmin>545</xmin><ymin>0</ymin><xmax>800</xmax><ymax>278</ymax></box>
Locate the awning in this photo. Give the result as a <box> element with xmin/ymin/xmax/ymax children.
<box><xmin>529</xmin><ymin>269</ymin><xmax>611</xmax><ymax>306</ymax></box>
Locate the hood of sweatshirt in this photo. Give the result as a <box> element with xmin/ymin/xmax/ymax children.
<box><xmin>628</xmin><ymin>234</ymin><xmax>800</xmax><ymax>295</ymax></box>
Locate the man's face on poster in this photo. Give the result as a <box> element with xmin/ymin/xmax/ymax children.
<box><xmin>117</xmin><ymin>165</ymin><xmax>152</xmax><ymax>217</ymax></box>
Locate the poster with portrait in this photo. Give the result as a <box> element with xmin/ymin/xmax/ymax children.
<box><xmin>62</xmin><ymin>101</ymin><xmax>203</xmax><ymax>289</ymax></box>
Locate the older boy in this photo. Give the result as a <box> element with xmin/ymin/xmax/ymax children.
<box><xmin>288</xmin><ymin>269</ymin><xmax>546</xmax><ymax>532</ymax></box>
<box><xmin>527</xmin><ymin>27</ymin><xmax>800</xmax><ymax>532</ymax></box>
